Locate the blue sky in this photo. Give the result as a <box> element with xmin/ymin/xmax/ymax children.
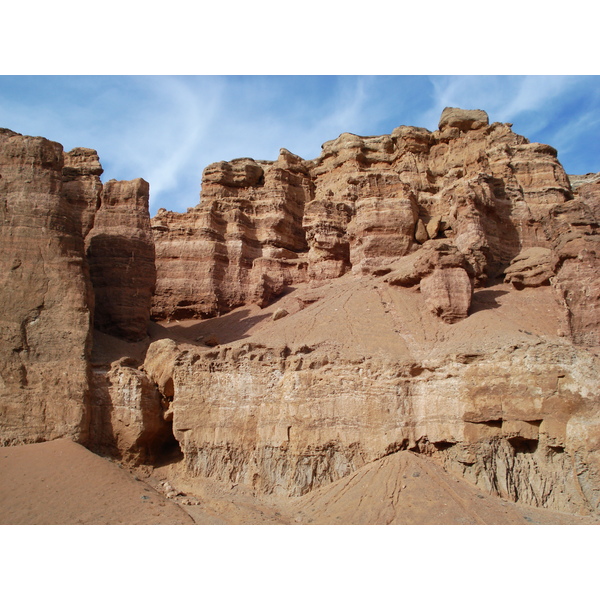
<box><xmin>1</xmin><ymin>75</ymin><xmax>598</xmax><ymax>215</ymax></box>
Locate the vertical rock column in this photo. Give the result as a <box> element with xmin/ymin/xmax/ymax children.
<box><xmin>0</xmin><ymin>129</ymin><xmax>94</xmax><ymax>445</ymax></box>
<box><xmin>62</xmin><ymin>147</ymin><xmax>103</xmax><ymax>238</ymax></box>
<box><xmin>85</xmin><ymin>178</ymin><xmax>156</xmax><ymax>342</ymax></box>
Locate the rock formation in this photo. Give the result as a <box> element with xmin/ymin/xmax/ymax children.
<box><xmin>86</xmin><ymin>178</ymin><xmax>156</xmax><ymax>342</ymax></box>
<box><xmin>1</xmin><ymin>110</ymin><xmax>599</xmax><ymax>522</ymax></box>
<box><xmin>0</xmin><ymin>129</ymin><xmax>94</xmax><ymax>445</ymax></box>
<box><xmin>0</xmin><ymin>128</ymin><xmax>159</xmax><ymax>450</ymax></box>
<box><xmin>551</xmin><ymin>179</ymin><xmax>600</xmax><ymax>346</ymax></box>
<box><xmin>151</xmin><ymin>151</ymin><xmax>311</xmax><ymax>320</ymax></box>
<box><xmin>142</xmin><ymin>108</ymin><xmax>598</xmax><ymax>516</ymax></box>
<box><xmin>151</xmin><ymin>106</ymin><xmax>574</xmax><ymax>324</ymax></box>
<box><xmin>143</xmin><ymin>276</ymin><xmax>600</xmax><ymax>515</ymax></box>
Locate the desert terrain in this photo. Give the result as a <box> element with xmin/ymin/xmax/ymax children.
<box><xmin>1</xmin><ymin>108</ymin><xmax>599</xmax><ymax>525</ymax></box>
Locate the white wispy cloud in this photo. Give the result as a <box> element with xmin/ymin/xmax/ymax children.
<box><xmin>421</xmin><ymin>75</ymin><xmax>580</xmax><ymax>131</ymax></box>
<box><xmin>111</xmin><ymin>76</ymin><xmax>225</xmax><ymax>211</ymax></box>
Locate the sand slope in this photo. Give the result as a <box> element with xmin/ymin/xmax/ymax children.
<box><xmin>1</xmin><ymin>439</ymin><xmax>597</xmax><ymax>525</ymax></box>
<box><xmin>0</xmin><ymin>440</ymin><xmax>192</xmax><ymax>525</ymax></box>
<box><xmin>292</xmin><ymin>450</ymin><xmax>599</xmax><ymax>525</ymax></box>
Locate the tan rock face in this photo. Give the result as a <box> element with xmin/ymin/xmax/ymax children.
<box><xmin>576</xmin><ymin>177</ymin><xmax>600</xmax><ymax>221</ymax></box>
<box><xmin>151</xmin><ymin>108</ymin><xmax>572</xmax><ymax>324</ymax></box>
<box><xmin>62</xmin><ymin>147</ymin><xmax>103</xmax><ymax>238</ymax></box>
<box><xmin>86</xmin><ymin>178</ymin><xmax>156</xmax><ymax>342</ymax></box>
<box><xmin>419</xmin><ymin>267</ymin><xmax>473</xmax><ymax>323</ymax></box>
<box><xmin>135</xmin><ymin>109</ymin><xmax>599</xmax><ymax>517</ymax></box>
<box><xmin>89</xmin><ymin>361</ymin><xmax>171</xmax><ymax>463</ymax></box>
<box><xmin>3</xmin><ymin>110</ymin><xmax>599</xmax><ymax>522</ymax></box>
<box><xmin>144</xmin><ymin>278</ymin><xmax>599</xmax><ymax>514</ymax></box>
<box><xmin>0</xmin><ymin>129</ymin><xmax>156</xmax><ymax>449</ymax></box>
<box><xmin>539</xmin><ymin>189</ymin><xmax>600</xmax><ymax>346</ymax></box>
<box><xmin>504</xmin><ymin>247</ymin><xmax>555</xmax><ymax>288</ymax></box>
<box><xmin>384</xmin><ymin>240</ymin><xmax>474</xmax><ymax>320</ymax></box>
<box><xmin>0</xmin><ymin>129</ymin><xmax>93</xmax><ymax>445</ymax></box>
<box><xmin>151</xmin><ymin>150</ymin><xmax>311</xmax><ymax>319</ymax></box>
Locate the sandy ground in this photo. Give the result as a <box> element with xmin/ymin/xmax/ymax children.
<box><xmin>156</xmin><ymin>275</ymin><xmax>573</xmax><ymax>367</ymax></box>
<box><xmin>3</xmin><ymin>276</ymin><xmax>598</xmax><ymax>525</ymax></box>
<box><xmin>1</xmin><ymin>439</ymin><xmax>597</xmax><ymax>525</ymax></box>
<box><xmin>0</xmin><ymin>439</ymin><xmax>192</xmax><ymax>525</ymax></box>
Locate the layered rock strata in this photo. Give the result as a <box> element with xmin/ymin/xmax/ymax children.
<box><xmin>151</xmin><ymin>151</ymin><xmax>312</xmax><ymax>319</ymax></box>
<box><xmin>151</xmin><ymin>107</ymin><xmax>574</xmax><ymax>327</ymax></box>
<box><xmin>2</xmin><ymin>110</ymin><xmax>599</xmax><ymax>520</ymax></box>
<box><xmin>140</xmin><ymin>108</ymin><xmax>599</xmax><ymax>516</ymax></box>
<box><xmin>548</xmin><ymin>177</ymin><xmax>600</xmax><ymax>347</ymax></box>
<box><xmin>143</xmin><ymin>278</ymin><xmax>600</xmax><ymax>515</ymax></box>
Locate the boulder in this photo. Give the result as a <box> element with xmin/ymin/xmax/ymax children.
<box><xmin>504</xmin><ymin>247</ymin><xmax>555</xmax><ymax>288</ymax></box>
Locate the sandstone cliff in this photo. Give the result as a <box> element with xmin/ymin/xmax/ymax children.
<box><xmin>0</xmin><ymin>129</ymin><xmax>94</xmax><ymax>445</ymax></box>
<box><xmin>151</xmin><ymin>107</ymin><xmax>576</xmax><ymax>326</ymax></box>
<box><xmin>1</xmin><ymin>110</ymin><xmax>599</xmax><ymax>523</ymax></box>
<box><xmin>143</xmin><ymin>109</ymin><xmax>599</xmax><ymax>517</ymax></box>
<box><xmin>86</xmin><ymin>178</ymin><xmax>156</xmax><ymax>342</ymax></box>
<box><xmin>0</xmin><ymin>129</ymin><xmax>158</xmax><ymax>449</ymax></box>
<box><xmin>151</xmin><ymin>151</ymin><xmax>312</xmax><ymax>319</ymax></box>
<box><xmin>146</xmin><ymin>276</ymin><xmax>600</xmax><ymax>515</ymax></box>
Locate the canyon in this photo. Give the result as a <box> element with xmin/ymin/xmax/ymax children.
<box><xmin>0</xmin><ymin>108</ymin><xmax>599</xmax><ymax>524</ymax></box>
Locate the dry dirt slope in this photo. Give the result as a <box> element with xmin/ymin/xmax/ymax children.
<box><xmin>0</xmin><ymin>440</ymin><xmax>193</xmax><ymax>525</ymax></box>
<box><xmin>1</xmin><ymin>439</ymin><xmax>597</xmax><ymax>525</ymax></box>
<box><xmin>291</xmin><ymin>450</ymin><xmax>599</xmax><ymax>525</ymax></box>
<box><xmin>2</xmin><ymin>274</ymin><xmax>598</xmax><ymax>525</ymax></box>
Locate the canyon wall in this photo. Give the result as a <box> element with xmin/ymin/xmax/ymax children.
<box><xmin>145</xmin><ymin>277</ymin><xmax>600</xmax><ymax>514</ymax></box>
<box><xmin>0</xmin><ymin>130</ymin><xmax>94</xmax><ymax>445</ymax></box>
<box><xmin>0</xmin><ymin>129</ymin><xmax>158</xmax><ymax>448</ymax></box>
<box><xmin>145</xmin><ymin>108</ymin><xmax>599</xmax><ymax>515</ymax></box>
<box><xmin>1</xmin><ymin>109</ymin><xmax>599</xmax><ymax>518</ymax></box>
<box><xmin>151</xmin><ymin>151</ymin><xmax>312</xmax><ymax>319</ymax></box>
<box><xmin>151</xmin><ymin>107</ymin><xmax>576</xmax><ymax>323</ymax></box>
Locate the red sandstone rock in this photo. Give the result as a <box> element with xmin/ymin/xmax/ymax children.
<box><xmin>548</xmin><ymin>197</ymin><xmax>600</xmax><ymax>346</ymax></box>
<box><xmin>0</xmin><ymin>129</ymin><xmax>158</xmax><ymax>452</ymax></box>
<box><xmin>577</xmin><ymin>178</ymin><xmax>600</xmax><ymax>221</ymax></box>
<box><xmin>89</xmin><ymin>360</ymin><xmax>170</xmax><ymax>463</ymax></box>
<box><xmin>151</xmin><ymin>108</ymin><xmax>573</xmax><ymax>324</ymax></box>
<box><xmin>420</xmin><ymin>267</ymin><xmax>473</xmax><ymax>323</ymax></box>
<box><xmin>151</xmin><ymin>149</ymin><xmax>311</xmax><ymax>319</ymax></box>
<box><xmin>384</xmin><ymin>240</ymin><xmax>474</xmax><ymax>320</ymax></box>
<box><xmin>504</xmin><ymin>247</ymin><xmax>555</xmax><ymax>288</ymax></box>
<box><xmin>3</xmin><ymin>110</ymin><xmax>600</xmax><ymax>523</ymax></box>
<box><xmin>438</xmin><ymin>107</ymin><xmax>489</xmax><ymax>132</ymax></box>
<box><xmin>0</xmin><ymin>129</ymin><xmax>93</xmax><ymax>445</ymax></box>
<box><xmin>62</xmin><ymin>147</ymin><xmax>103</xmax><ymax>238</ymax></box>
<box><xmin>86</xmin><ymin>178</ymin><xmax>156</xmax><ymax>342</ymax></box>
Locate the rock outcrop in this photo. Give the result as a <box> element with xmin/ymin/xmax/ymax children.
<box><xmin>2</xmin><ymin>110</ymin><xmax>599</xmax><ymax>522</ymax></box>
<box><xmin>139</xmin><ymin>108</ymin><xmax>599</xmax><ymax>517</ymax></box>
<box><xmin>550</xmin><ymin>195</ymin><xmax>600</xmax><ymax>346</ymax></box>
<box><xmin>385</xmin><ymin>240</ymin><xmax>474</xmax><ymax>322</ymax></box>
<box><xmin>144</xmin><ymin>277</ymin><xmax>600</xmax><ymax>514</ymax></box>
<box><xmin>89</xmin><ymin>358</ymin><xmax>170</xmax><ymax>463</ymax></box>
<box><xmin>0</xmin><ymin>129</ymin><xmax>156</xmax><ymax>449</ymax></box>
<box><xmin>86</xmin><ymin>178</ymin><xmax>156</xmax><ymax>342</ymax></box>
<box><xmin>0</xmin><ymin>129</ymin><xmax>94</xmax><ymax>445</ymax></box>
<box><xmin>151</xmin><ymin>151</ymin><xmax>311</xmax><ymax>320</ymax></box>
<box><xmin>62</xmin><ymin>147</ymin><xmax>103</xmax><ymax>238</ymax></box>
<box><xmin>504</xmin><ymin>247</ymin><xmax>555</xmax><ymax>288</ymax></box>
<box><xmin>151</xmin><ymin>108</ymin><xmax>573</xmax><ymax>326</ymax></box>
